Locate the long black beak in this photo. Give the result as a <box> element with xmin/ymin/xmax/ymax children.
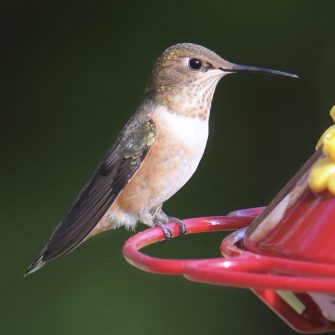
<box><xmin>221</xmin><ymin>63</ymin><xmax>299</xmax><ymax>79</ymax></box>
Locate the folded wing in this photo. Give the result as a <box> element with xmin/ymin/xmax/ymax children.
<box><xmin>26</xmin><ymin>118</ymin><xmax>156</xmax><ymax>274</ymax></box>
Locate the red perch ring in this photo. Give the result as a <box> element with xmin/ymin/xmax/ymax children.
<box><xmin>123</xmin><ymin>207</ymin><xmax>335</xmax><ymax>291</ymax></box>
<box><xmin>123</xmin><ymin>206</ymin><xmax>335</xmax><ymax>333</ymax></box>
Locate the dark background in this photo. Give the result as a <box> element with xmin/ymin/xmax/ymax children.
<box><xmin>1</xmin><ymin>1</ymin><xmax>334</xmax><ymax>334</ymax></box>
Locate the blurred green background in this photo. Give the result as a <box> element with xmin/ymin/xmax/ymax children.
<box><xmin>1</xmin><ymin>0</ymin><xmax>335</xmax><ymax>334</ymax></box>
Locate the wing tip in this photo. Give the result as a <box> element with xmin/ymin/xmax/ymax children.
<box><xmin>24</xmin><ymin>253</ymin><xmax>46</xmax><ymax>277</ymax></box>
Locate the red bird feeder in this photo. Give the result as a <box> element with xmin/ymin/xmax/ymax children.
<box><xmin>123</xmin><ymin>107</ymin><xmax>335</xmax><ymax>333</ymax></box>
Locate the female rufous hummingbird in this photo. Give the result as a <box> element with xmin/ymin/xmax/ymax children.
<box><xmin>25</xmin><ymin>43</ymin><xmax>297</xmax><ymax>275</ymax></box>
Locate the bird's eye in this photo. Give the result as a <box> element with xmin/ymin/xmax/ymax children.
<box><xmin>188</xmin><ymin>58</ymin><xmax>202</xmax><ymax>71</ymax></box>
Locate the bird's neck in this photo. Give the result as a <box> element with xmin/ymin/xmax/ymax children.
<box><xmin>153</xmin><ymin>82</ymin><xmax>217</xmax><ymax>120</ymax></box>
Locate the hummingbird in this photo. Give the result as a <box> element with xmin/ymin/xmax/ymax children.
<box><xmin>25</xmin><ymin>43</ymin><xmax>298</xmax><ymax>276</ymax></box>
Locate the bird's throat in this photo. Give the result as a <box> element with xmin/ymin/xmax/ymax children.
<box><xmin>155</xmin><ymin>71</ymin><xmax>223</xmax><ymax>119</ymax></box>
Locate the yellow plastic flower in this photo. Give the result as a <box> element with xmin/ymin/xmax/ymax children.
<box><xmin>309</xmin><ymin>106</ymin><xmax>335</xmax><ymax>195</ymax></box>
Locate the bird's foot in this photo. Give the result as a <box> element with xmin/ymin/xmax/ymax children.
<box><xmin>153</xmin><ymin>212</ymin><xmax>186</xmax><ymax>240</ymax></box>
<box><xmin>153</xmin><ymin>220</ymin><xmax>173</xmax><ymax>240</ymax></box>
<box><xmin>168</xmin><ymin>216</ymin><xmax>186</xmax><ymax>236</ymax></box>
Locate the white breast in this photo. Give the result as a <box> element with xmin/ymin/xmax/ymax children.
<box><xmin>145</xmin><ymin>105</ymin><xmax>209</xmax><ymax>209</ymax></box>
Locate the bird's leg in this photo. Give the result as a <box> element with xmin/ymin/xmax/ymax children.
<box><xmin>154</xmin><ymin>208</ymin><xmax>186</xmax><ymax>237</ymax></box>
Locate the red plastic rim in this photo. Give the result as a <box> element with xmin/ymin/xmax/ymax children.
<box><xmin>122</xmin><ymin>207</ymin><xmax>335</xmax><ymax>292</ymax></box>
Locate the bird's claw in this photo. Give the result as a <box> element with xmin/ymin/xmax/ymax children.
<box><xmin>154</xmin><ymin>217</ymin><xmax>186</xmax><ymax>241</ymax></box>
<box><xmin>169</xmin><ymin>217</ymin><xmax>187</xmax><ymax>236</ymax></box>
<box><xmin>154</xmin><ymin>222</ymin><xmax>173</xmax><ymax>240</ymax></box>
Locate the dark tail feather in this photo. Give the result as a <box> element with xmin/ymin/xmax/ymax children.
<box><xmin>24</xmin><ymin>253</ymin><xmax>46</xmax><ymax>277</ymax></box>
